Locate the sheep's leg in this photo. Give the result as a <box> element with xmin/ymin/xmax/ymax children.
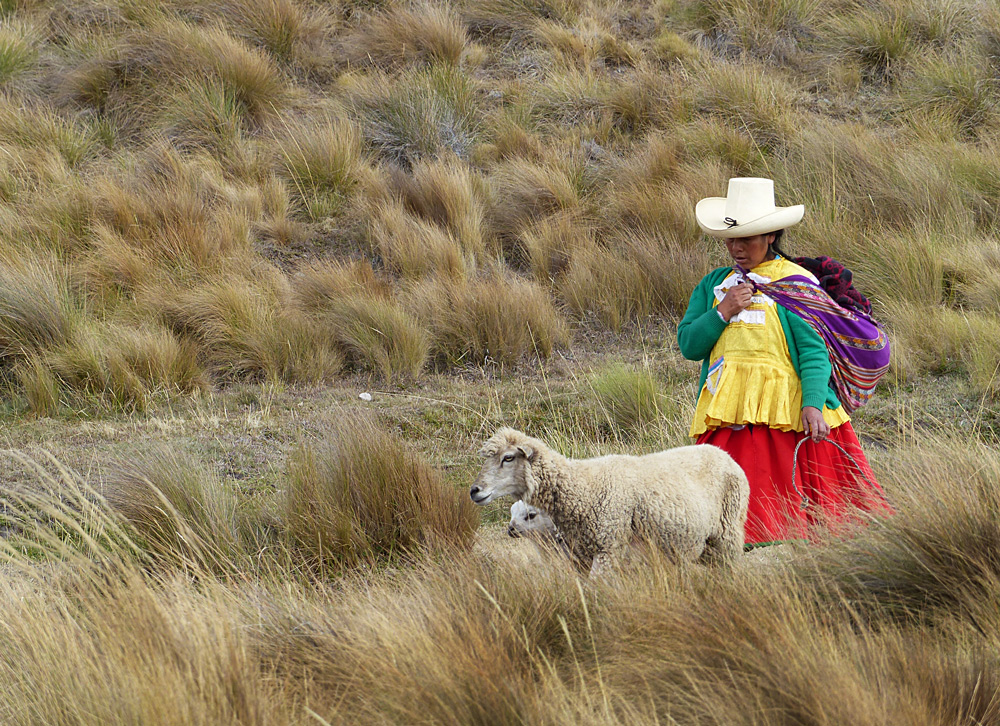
<box><xmin>588</xmin><ymin>551</ymin><xmax>615</xmax><ymax>579</ymax></box>
<box><xmin>701</xmin><ymin>475</ymin><xmax>748</xmax><ymax>566</ymax></box>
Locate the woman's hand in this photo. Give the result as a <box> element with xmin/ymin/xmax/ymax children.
<box><xmin>717</xmin><ymin>282</ymin><xmax>753</xmax><ymax>322</ymax></box>
<box><xmin>801</xmin><ymin>406</ymin><xmax>830</xmax><ymax>442</ymax></box>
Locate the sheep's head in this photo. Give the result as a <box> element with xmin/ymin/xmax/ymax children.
<box><xmin>469</xmin><ymin>428</ymin><xmax>536</xmax><ymax>505</ymax></box>
<box><xmin>507</xmin><ymin>500</ymin><xmax>558</xmax><ymax>540</ymax></box>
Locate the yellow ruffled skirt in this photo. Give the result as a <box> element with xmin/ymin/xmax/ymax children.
<box><xmin>689</xmin><ymin>358</ymin><xmax>849</xmax><ymax>437</ymax></box>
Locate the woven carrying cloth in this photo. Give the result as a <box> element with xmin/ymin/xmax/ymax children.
<box><xmin>736</xmin><ymin>266</ymin><xmax>890</xmax><ymax>414</ymax></box>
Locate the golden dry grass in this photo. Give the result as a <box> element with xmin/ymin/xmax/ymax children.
<box><xmin>0</xmin><ymin>1</ymin><xmax>995</xmax><ymax>716</ymax></box>
<box><xmin>0</xmin><ymin>425</ymin><xmax>997</xmax><ymax>723</ymax></box>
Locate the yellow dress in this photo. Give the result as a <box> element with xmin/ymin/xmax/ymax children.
<box><xmin>689</xmin><ymin>258</ymin><xmax>850</xmax><ymax>438</ymax></box>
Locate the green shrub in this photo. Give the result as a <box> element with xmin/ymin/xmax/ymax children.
<box><xmin>589</xmin><ymin>360</ymin><xmax>667</xmax><ymax>433</ymax></box>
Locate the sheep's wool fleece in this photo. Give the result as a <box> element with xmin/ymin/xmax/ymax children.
<box><xmin>485</xmin><ymin>428</ymin><xmax>748</xmax><ymax>567</ymax></box>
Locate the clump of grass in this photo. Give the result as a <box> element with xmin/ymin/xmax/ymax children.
<box><xmin>284</xmin><ymin>415</ymin><xmax>479</xmax><ymax>570</ymax></box>
<box><xmin>39</xmin><ymin>320</ymin><xmax>208</xmax><ymax>413</ymax></box>
<box><xmin>0</xmin><ymin>98</ymin><xmax>97</xmax><ymax>168</ymax></box>
<box><xmin>689</xmin><ymin>59</ymin><xmax>801</xmax><ymax>151</ymax></box>
<box><xmin>901</xmin><ymin>46</ymin><xmax>997</xmax><ymax>138</ymax></box>
<box><xmin>522</xmin><ymin>69</ymin><xmax>610</xmax><ymax>129</ymax></box>
<box><xmin>16</xmin><ymin>354</ymin><xmax>60</xmax><ymax>416</ymax></box>
<box><xmin>959</xmin><ymin>313</ymin><xmax>1000</xmax><ymax>399</ymax></box>
<box><xmin>486</xmin><ymin>156</ymin><xmax>583</xmax><ymax>247</ymax></box>
<box><xmin>652</xmin><ymin>28</ymin><xmax>702</xmax><ymax>63</ymax></box>
<box><xmin>519</xmin><ymin>211</ymin><xmax>593</xmax><ymax>282</ymax></box>
<box><xmin>601</xmin><ymin>135</ymin><xmax>725</xmax><ymax>239</ymax></box>
<box><xmin>406</xmin><ymin>274</ymin><xmax>569</xmax><ymax>367</ymax></box>
<box><xmin>882</xmin><ymin>301</ymin><xmax>988</xmax><ymax>382</ymax></box>
<box><xmin>558</xmin><ymin>243</ymin><xmax>657</xmax><ymax>330</ymax></box>
<box><xmin>0</xmin><ymin>20</ymin><xmax>37</xmax><ymax>83</ymax></box>
<box><xmin>103</xmin><ymin>445</ymin><xmax>246</xmax><ymax>572</ymax></box>
<box><xmin>676</xmin><ymin>117</ymin><xmax>760</xmax><ymax>177</ymax></box>
<box><xmin>290</xmin><ymin>259</ymin><xmax>391</xmax><ymax>313</ymax></box>
<box><xmin>93</xmin><ymin>145</ymin><xmax>256</xmax><ymax>271</ymax></box>
<box><xmin>205</xmin><ymin>0</ymin><xmax>334</xmax><ymax>70</ymax></box>
<box><xmin>348</xmin><ymin>65</ymin><xmax>480</xmax><ymax>168</ymax></box>
<box><xmin>819</xmin><ymin>0</ymin><xmax>977</xmax><ymax>82</ymax></box>
<box><xmin>796</xmin><ymin>434</ymin><xmax>1000</xmax><ymax>628</ymax></box>
<box><xmin>948</xmin><ymin>239</ymin><xmax>1000</xmax><ymax>314</ymax></box>
<box><xmin>156</xmin><ymin>271</ymin><xmax>344</xmax><ymax>384</ymax></box>
<box><xmin>313</xmin><ymin>292</ymin><xmax>431</xmax><ymax>381</ymax></box>
<box><xmin>460</xmin><ymin>0</ymin><xmax>580</xmax><ymax>42</ymax></box>
<box><xmin>684</xmin><ymin>0</ymin><xmax>821</xmax><ymax>63</ymax></box>
<box><xmin>159</xmin><ymin>77</ymin><xmax>247</xmax><ymax>157</ymax></box>
<box><xmin>589</xmin><ymin>359</ymin><xmax>667</xmax><ymax>433</ymax></box>
<box><xmin>853</xmin><ymin>228</ymin><xmax>944</xmax><ymax>307</ymax></box>
<box><xmin>341</xmin><ymin>2</ymin><xmax>467</xmax><ymax>70</ymax></box>
<box><xmin>557</xmin><ymin>230</ymin><xmax>706</xmax><ymax>330</ymax></box>
<box><xmin>57</xmin><ymin>19</ymin><xmax>290</xmax><ymax>137</ymax></box>
<box><xmin>0</xmin><ymin>565</ymin><xmax>280</xmax><ymax>724</ymax></box>
<box><xmin>275</xmin><ymin>115</ymin><xmax>373</xmax><ymax>221</ymax></box>
<box><xmin>0</xmin><ymin>259</ymin><xmax>73</xmax><ymax>366</ymax></box>
<box><xmin>388</xmin><ymin>158</ymin><xmax>487</xmax><ymax>261</ymax></box>
<box><xmin>369</xmin><ymin>199</ymin><xmax>470</xmax><ymax>279</ymax></box>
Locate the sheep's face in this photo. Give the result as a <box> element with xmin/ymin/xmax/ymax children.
<box><xmin>507</xmin><ymin>500</ymin><xmax>558</xmax><ymax>539</ymax></box>
<box><xmin>469</xmin><ymin>438</ymin><xmax>534</xmax><ymax>505</ymax></box>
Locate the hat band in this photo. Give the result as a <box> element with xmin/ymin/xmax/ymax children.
<box><xmin>724</xmin><ymin>217</ymin><xmax>738</xmax><ymax>228</ymax></box>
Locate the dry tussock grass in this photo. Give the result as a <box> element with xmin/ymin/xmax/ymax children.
<box><xmin>1</xmin><ymin>428</ymin><xmax>999</xmax><ymax>723</ymax></box>
<box><xmin>274</xmin><ymin>115</ymin><xmax>373</xmax><ymax>221</ymax></box>
<box><xmin>0</xmin><ymin>0</ymin><xmax>996</xmax><ymax>717</ymax></box>
<box><xmin>389</xmin><ymin>157</ymin><xmax>487</xmax><ymax>259</ymax></box>
<box><xmin>155</xmin><ymin>270</ymin><xmax>345</xmax><ymax>383</ymax></box>
<box><xmin>345</xmin><ymin>65</ymin><xmax>480</xmax><ymax>167</ymax></box>
<box><xmin>57</xmin><ymin>18</ymin><xmax>291</xmax><ymax>138</ymax></box>
<box><xmin>284</xmin><ymin>414</ymin><xmax>480</xmax><ymax>570</ymax></box>
<box><xmin>341</xmin><ymin>1</ymin><xmax>468</xmax><ymax>70</ymax></box>
<box><xmin>0</xmin><ymin>0</ymin><xmax>995</xmax><ymax>401</ymax></box>
<box><xmin>487</xmin><ymin>156</ymin><xmax>584</xmax><ymax>247</ymax></box>
<box><xmin>37</xmin><ymin>319</ymin><xmax>207</xmax><ymax>412</ymax></box>
<box><xmin>199</xmin><ymin>0</ymin><xmax>336</xmax><ymax>72</ymax></box>
<box><xmin>406</xmin><ymin>273</ymin><xmax>569</xmax><ymax>366</ymax></box>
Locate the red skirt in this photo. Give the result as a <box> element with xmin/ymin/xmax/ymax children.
<box><xmin>696</xmin><ymin>422</ymin><xmax>893</xmax><ymax>545</ymax></box>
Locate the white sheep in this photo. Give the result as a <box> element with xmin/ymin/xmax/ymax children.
<box><xmin>507</xmin><ymin>500</ymin><xmax>572</xmax><ymax>556</ymax></box>
<box><xmin>470</xmin><ymin>428</ymin><xmax>750</xmax><ymax>576</ymax></box>
<box><xmin>507</xmin><ymin>500</ymin><xmax>560</xmax><ymax>540</ymax></box>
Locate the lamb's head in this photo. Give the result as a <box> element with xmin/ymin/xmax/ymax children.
<box><xmin>507</xmin><ymin>500</ymin><xmax>558</xmax><ymax>540</ymax></box>
<box><xmin>469</xmin><ymin>428</ymin><xmax>537</xmax><ymax>505</ymax></box>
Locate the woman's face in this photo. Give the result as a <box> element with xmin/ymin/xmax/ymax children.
<box><xmin>725</xmin><ymin>233</ymin><xmax>774</xmax><ymax>270</ymax></box>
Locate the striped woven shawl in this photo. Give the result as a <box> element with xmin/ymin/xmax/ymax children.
<box><xmin>738</xmin><ymin>270</ymin><xmax>890</xmax><ymax>414</ymax></box>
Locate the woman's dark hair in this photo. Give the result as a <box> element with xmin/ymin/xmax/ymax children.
<box><xmin>769</xmin><ymin>229</ymin><xmax>788</xmax><ymax>258</ymax></box>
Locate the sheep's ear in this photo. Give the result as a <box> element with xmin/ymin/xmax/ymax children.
<box><xmin>516</xmin><ymin>443</ymin><xmax>534</xmax><ymax>461</ymax></box>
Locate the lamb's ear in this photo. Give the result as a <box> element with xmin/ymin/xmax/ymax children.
<box><xmin>516</xmin><ymin>443</ymin><xmax>535</xmax><ymax>461</ymax></box>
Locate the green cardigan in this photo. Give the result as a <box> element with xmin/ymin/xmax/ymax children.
<box><xmin>676</xmin><ymin>266</ymin><xmax>842</xmax><ymax>412</ymax></box>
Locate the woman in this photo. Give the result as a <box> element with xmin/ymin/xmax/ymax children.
<box><xmin>677</xmin><ymin>177</ymin><xmax>890</xmax><ymax>547</ymax></box>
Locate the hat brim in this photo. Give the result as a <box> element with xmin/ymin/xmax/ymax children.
<box><xmin>695</xmin><ymin>197</ymin><xmax>804</xmax><ymax>238</ymax></box>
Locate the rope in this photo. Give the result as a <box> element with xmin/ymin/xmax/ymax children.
<box><xmin>790</xmin><ymin>436</ymin><xmax>878</xmax><ymax>510</ymax></box>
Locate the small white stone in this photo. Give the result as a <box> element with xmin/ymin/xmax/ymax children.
<box><xmin>359</xmin><ymin>392</ymin><xmax>373</xmax><ymax>401</ymax></box>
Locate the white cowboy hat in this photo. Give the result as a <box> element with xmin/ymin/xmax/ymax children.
<box><xmin>695</xmin><ymin>177</ymin><xmax>804</xmax><ymax>238</ymax></box>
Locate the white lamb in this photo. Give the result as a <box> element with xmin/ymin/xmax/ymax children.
<box><xmin>507</xmin><ymin>500</ymin><xmax>573</xmax><ymax>556</ymax></box>
<box><xmin>507</xmin><ymin>500</ymin><xmax>560</xmax><ymax>541</ymax></box>
<box><xmin>471</xmin><ymin>428</ymin><xmax>749</xmax><ymax>576</ymax></box>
